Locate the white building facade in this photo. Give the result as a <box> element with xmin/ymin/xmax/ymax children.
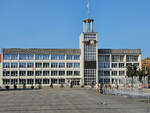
<box><xmin>0</xmin><ymin>18</ymin><xmax>141</xmax><ymax>87</ymax></box>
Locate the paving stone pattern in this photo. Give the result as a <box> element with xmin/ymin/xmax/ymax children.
<box><xmin>0</xmin><ymin>88</ymin><xmax>149</xmax><ymax>113</ymax></box>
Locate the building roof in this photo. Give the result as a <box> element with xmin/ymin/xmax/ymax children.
<box><xmin>98</xmin><ymin>49</ymin><xmax>141</xmax><ymax>55</ymax></box>
<box><xmin>2</xmin><ymin>48</ymin><xmax>81</xmax><ymax>55</ymax></box>
<box><xmin>2</xmin><ymin>48</ymin><xmax>141</xmax><ymax>55</ymax></box>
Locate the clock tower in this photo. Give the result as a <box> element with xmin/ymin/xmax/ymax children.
<box><xmin>80</xmin><ymin>18</ymin><xmax>98</xmax><ymax>85</ymax></box>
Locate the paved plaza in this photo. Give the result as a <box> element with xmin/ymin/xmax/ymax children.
<box><xmin>0</xmin><ymin>88</ymin><xmax>149</xmax><ymax>113</ymax></box>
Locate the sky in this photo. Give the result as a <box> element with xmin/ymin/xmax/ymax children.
<box><xmin>0</xmin><ymin>0</ymin><xmax>150</xmax><ymax>59</ymax></box>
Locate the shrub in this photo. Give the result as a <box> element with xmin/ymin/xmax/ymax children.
<box><xmin>50</xmin><ymin>83</ymin><xmax>53</xmax><ymax>88</ymax></box>
<box><xmin>38</xmin><ymin>84</ymin><xmax>41</xmax><ymax>89</ymax></box>
<box><xmin>31</xmin><ymin>85</ymin><xmax>34</xmax><ymax>89</ymax></box>
<box><xmin>5</xmin><ymin>86</ymin><xmax>10</xmax><ymax>90</ymax></box>
<box><xmin>14</xmin><ymin>84</ymin><xmax>17</xmax><ymax>89</ymax></box>
<box><xmin>23</xmin><ymin>84</ymin><xmax>26</xmax><ymax>89</ymax></box>
<box><xmin>60</xmin><ymin>84</ymin><xmax>64</xmax><ymax>88</ymax></box>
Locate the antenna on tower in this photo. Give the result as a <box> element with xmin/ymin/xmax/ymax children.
<box><xmin>87</xmin><ymin>0</ymin><xmax>90</xmax><ymax>18</ymax></box>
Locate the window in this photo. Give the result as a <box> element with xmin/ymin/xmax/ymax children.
<box><xmin>19</xmin><ymin>63</ymin><xmax>26</xmax><ymax>68</ymax></box>
<box><xmin>27</xmin><ymin>79</ymin><xmax>34</xmax><ymax>84</ymax></box>
<box><xmin>112</xmin><ymin>63</ymin><xmax>118</xmax><ymax>68</ymax></box>
<box><xmin>51</xmin><ymin>63</ymin><xmax>58</xmax><ymax>68</ymax></box>
<box><xmin>3</xmin><ymin>71</ymin><xmax>10</xmax><ymax>76</ymax></box>
<box><xmin>98</xmin><ymin>63</ymin><xmax>110</xmax><ymax>68</ymax></box>
<box><xmin>3</xmin><ymin>54</ymin><xmax>11</xmax><ymax>60</ymax></box>
<box><xmin>58</xmin><ymin>55</ymin><xmax>65</xmax><ymax>60</ymax></box>
<box><xmin>11</xmin><ymin>71</ymin><xmax>18</xmax><ymax>76</ymax></box>
<box><xmin>3</xmin><ymin>54</ymin><xmax>18</xmax><ymax>60</ymax></box>
<box><xmin>104</xmin><ymin>71</ymin><xmax>110</xmax><ymax>76</ymax></box>
<box><xmin>51</xmin><ymin>55</ymin><xmax>57</xmax><ymax>60</ymax></box>
<box><xmin>119</xmin><ymin>63</ymin><xmax>124</xmax><ymax>68</ymax></box>
<box><xmin>43</xmin><ymin>71</ymin><xmax>49</xmax><ymax>76</ymax></box>
<box><xmin>11</xmin><ymin>79</ymin><xmax>18</xmax><ymax>85</ymax></box>
<box><xmin>51</xmin><ymin>71</ymin><xmax>57</xmax><ymax>76</ymax></box>
<box><xmin>43</xmin><ymin>79</ymin><xmax>49</xmax><ymax>84</ymax></box>
<box><xmin>3</xmin><ymin>63</ymin><xmax>10</xmax><ymax>68</ymax></box>
<box><xmin>98</xmin><ymin>55</ymin><xmax>110</xmax><ymax>62</ymax></box>
<box><xmin>98</xmin><ymin>70</ymin><xmax>103</xmax><ymax>77</ymax></box>
<box><xmin>35</xmin><ymin>55</ymin><xmax>43</xmax><ymax>60</ymax></box>
<box><xmin>19</xmin><ymin>71</ymin><xmax>26</xmax><ymax>76</ymax></box>
<box><xmin>35</xmin><ymin>79</ymin><xmax>42</xmax><ymax>84</ymax></box>
<box><xmin>43</xmin><ymin>63</ymin><xmax>49</xmax><ymax>68</ymax></box>
<box><xmin>19</xmin><ymin>79</ymin><xmax>26</xmax><ymax>84</ymax></box>
<box><xmin>35</xmin><ymin>71</ymin><xmax>42</xmax><ymax>76</ymax></box>
<box><xmin>43</xmin><ymin>55</ymin><xmax>49</xmax><ymax>60</ymax></box>
<box><xmin>119</xmin><ymin>71</ymin><xmax>125</xmax><ymax>76</ymax></box>
<box><xmin>66</xmin><ymin>55</ymin><xmax>73</xmax><ymax>60</ymax></box>
<box><xmin>51</xmin><ymin>79</ymin><xmax>57</xmax><ymax>84</ymax></box>
<box><xmin>59</xmin><ymin>63</ymin><xmax>65</xmax><ymax>68</ymax></box>
<box><xmin>27</xmin><ymin>63</ymin><xmax>34</xmax><ymax>68</ymax></box>
<box><xmin>112</xmin><ymin>71</ymin><xmax>117</xmax><ymax>76</ymax></box>
<box><xmin>11</xmin><ymin>63</ymin><xmax>18</xmax><ymax>68</ymax></box>
<box><xmin>26</xmin><ymin>54</ymin><xmax>34</xmax><ymax>60</ymax></box>
<box><xmin>98</xmin><ymin>63</ymin><xmax>103</xmax><ymax>68</ymax></box>
<box><xmin>58</xmin><ymin>79</ymin><xmax>65</xmax><ymax>84</ymax></box>
<box><xmin>104</xmin><ymin>63</ymin><xmax>110</xmax><ymax>68</ymax></box>
<box><xmin>67</xmin><ymin>63</ymin><xmax>73</xmax><ymax>68</ymax></box>
<box><xmin>3</xmin><ymin>79</ymin><xmax>10</xmax><ymax>85</ymax></box>
<box><xmin>27</xmin><ymin>71</ymin><xmax>34</xmax><ymax>76</ymax></box>
<box><xmin>59</xmin><ymin>71</ymin><xmax>65</xmax><ymax>76</ymax></box>
<box><xmin>35</xmin><ymin>63</ymin><xmax>42</xmax><ymax>68</ymax></box>
<box><xmin>67</xmin><ymin>71</ymin><xmax>73</xmax><ymax>76</ymax></box>
<box><xmin>126</xmin><ymin>55</ymin><xmax>138</xmax><ymax>62</ymax></box>
<box><xmin>51</xmin><ymin>55</ymin><xmax>64</xmax><ymax>60</ymax></box>
<box><xmin>74</xmin><ymin>71</ymin><xmax>80</xmax><ymax>76</ymax></box>
<box><xmin>11</xmin><ymin>54</ymin><xmax>18</xmax><ymax>60</ymax></box>
<box><xmin>74</xmin><ymin>63</ymin><xmax>80</xmax><ymax>68</ymax></box>
<box><xmin>112</xmin><ymin>55</ymin><xmax>124</xmax><ymax>62</ymax></box>
<box><xmin>74</xmin><ymin>55</ymin><xmax>80</xmax><ymax>60</ymax></box>
<box><xmin>19</xmin><ymin>54</ymin><xmax>27</xmax><ymax>60</ymax></box>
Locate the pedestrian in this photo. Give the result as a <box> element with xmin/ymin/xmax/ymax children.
<box><xmin>100</xmin><ymin>83</ymin><xmax>103</xmax><ymax>94</ymax></box>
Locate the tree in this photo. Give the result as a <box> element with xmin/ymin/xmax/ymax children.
<box><xmin>137</xmin><ymin>68</ymin><xmax>145</xmax><ymax>82</ymax></box>
<box><xmin>126</xmin><ymin>65</ymin><xmax>138</xmax><ymax>83</ymax></box>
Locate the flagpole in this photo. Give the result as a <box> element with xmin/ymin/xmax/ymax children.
<box><xmin>87</xmin><ymin>0</ymin><xmax>90</xmax><ymax>18</ymax></box>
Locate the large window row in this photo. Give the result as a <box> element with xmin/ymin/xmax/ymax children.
<box><xmin>98</xmin><ymin>55</ymin><xmax>139</xmax><ymax>62</ymax></box>
<box><xmin>3</xmin><ymin>78</ymin><xmax>80</xmax><ymax>85</ymax></box>
<box><xmin>3</xmin><ymin>54</ymin><xmax>80</xmax><ymax>60</ymax></box>
<box><xmin>98</xmin><ymin>70</ymin><xmax>110</xmax><ymax>77</ymax></box>
<box><xmin>112</xmin><ymin>63</ymin><xmax>125</xmax><ymax>68</ymax></box>
<box><xmin>126</xmin><ymin>55</ymin><xmax>138</xmax><ymax>62</ymax></box>
<box><xmin>98</xmin><ymin>63</ymin><xmax>110</xmax><ymax>68</ymax></box>
<box><xmin>3</xmin><ymin>71</ymin><xmax>80</xmax><ymax>76</ymax></box>
<box><xmin>112</xmin><ymin>55</ymin><xmax>124</xmax><ymax>62</ymax></box>
<box><xmin>111</xmin><ymin>71</ymin><xmax>125</xmax><ymax>76</ymax></box>
<box><xmin>98</xmin><ymin>70</ymin><xmax>125</xmax><ymax>76</ymax></box>
<box><xmin>3</xmin><ymin>62</ymin><xmax>80</xmax><ymax>68</ymax></box>
<box><xmin>98</xmin><ymin>55</ymin><xmax>110</xmax><ymax>62</ymax></box>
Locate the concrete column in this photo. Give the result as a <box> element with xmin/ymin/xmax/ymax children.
<box><xmin>91</xmin><ymin>21</ymin><xmax>93</xmax><ymax>32</ymax></box>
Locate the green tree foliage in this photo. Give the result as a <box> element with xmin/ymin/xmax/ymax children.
<box><xmin>127</xmin><ymin>64</ymin><xmax>150</xmax><ymax>83</ymax></box>
<box><xmin>126</xmin><ymin>65</ymin><xmax>138</xmax><ymax>83</ymax></box>
<box><xmin>137</xmin><ymin>68</ymin><xmax>145</xmax><ymax>82</ymax></box>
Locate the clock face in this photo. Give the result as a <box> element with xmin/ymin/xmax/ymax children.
<box><xmin>90</xmin><ymin>40</ymin><xmax>94</xmax><ymax>44</ymax></box>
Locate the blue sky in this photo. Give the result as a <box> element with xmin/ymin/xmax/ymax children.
<box><xmin>0</xmin><ymin>0</ymin><xmax>150</xmax><ymax>59</ymax></box>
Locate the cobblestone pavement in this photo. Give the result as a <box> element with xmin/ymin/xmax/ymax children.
<box><xmin>0</xmin><ymin>88</ymin><xmax>149</xmax><ymax>113</ymax></box>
